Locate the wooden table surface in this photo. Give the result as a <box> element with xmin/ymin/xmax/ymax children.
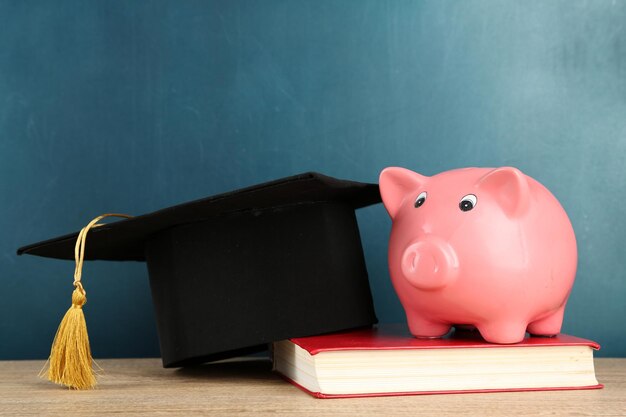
<box><xmin>0</xmin><ymin>358</ymin><xmax>624</xmax><ymax>416</ymax></box>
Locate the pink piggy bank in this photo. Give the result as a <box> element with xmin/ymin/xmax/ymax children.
<box><xmin>379</xmin><ymin>167</ymin><xmax>577</xmax><ymax>344</ymax></box>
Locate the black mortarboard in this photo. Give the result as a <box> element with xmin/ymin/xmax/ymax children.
<box><xmin>18</xmin><ymin>172</ymin><xmax>380</xmax><ymax>374</ymax></box>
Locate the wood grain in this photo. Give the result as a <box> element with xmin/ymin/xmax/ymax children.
<box><xmin>0</xmin><ymin>358</ymin><xmax>623</xmax><ymax>416</ymax></box>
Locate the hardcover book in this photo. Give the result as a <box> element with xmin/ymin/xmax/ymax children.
<box><xmin>272</xmin><ymin>325</ymin><xmax>602</xmax><ymax>398</ymax></box>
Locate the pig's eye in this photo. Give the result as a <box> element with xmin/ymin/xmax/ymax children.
<box><xmin>414</xmin><ymin>191</ymin><xmax>427</xmax><ymax>208</ymax></box>
<box><xmin>459</xmin><ymin>194</ymin><xmax>477</xmax><ymax>211</ymax></box>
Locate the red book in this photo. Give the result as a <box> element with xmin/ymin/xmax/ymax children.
<box><xmin>272</xmin><ymin>324</ymin><xmax>602</xmax><ymax>398</ymax></box>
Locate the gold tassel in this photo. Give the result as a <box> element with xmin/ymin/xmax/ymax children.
<box><xmin>45</xmin><ymin>282</ymin><xmax>96</xmax><ymax>389</ymax></box>
<box><xmin>42</xmin><ymin>213</ymin><xmax>133</xmax><ymax>390</ymax></box>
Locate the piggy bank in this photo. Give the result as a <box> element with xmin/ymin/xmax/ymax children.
<box><xmin>379</xmin><ymin>167</ymin><xmax>577</xmax><ymax>344</ymax></box>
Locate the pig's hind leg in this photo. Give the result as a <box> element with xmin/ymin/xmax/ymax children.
<box><xmin>527</xmin><ymin>306</ymin><xmax>565</xmax><ymax>337</ymax></box>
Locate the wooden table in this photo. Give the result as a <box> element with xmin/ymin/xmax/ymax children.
<box><xmin>0</xmin><ymin>358</ymin><xmax>623</xmax><ymax>416</ymax></box>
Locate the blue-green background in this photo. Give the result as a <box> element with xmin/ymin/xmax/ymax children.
<box><xmin>1</xmin><ymin>1</ymin><xmax>625</xmax><ymax>359</ymax></box>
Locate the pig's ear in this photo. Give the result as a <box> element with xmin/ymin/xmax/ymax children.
<box><xmin>379</xmin><ymin>167</ymin><xmax>428</xmax><ymax>219</ymax></box>
<box><xmin>478</xmin><ymin>167</ymin><xmax>530</xmax><ymax>218</ymax></box>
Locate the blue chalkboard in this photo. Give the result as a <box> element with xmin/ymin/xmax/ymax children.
<box><xmin>1</xmin><ymin>0</ymin><xmax>625</xmax><ymax>359</ymax></box>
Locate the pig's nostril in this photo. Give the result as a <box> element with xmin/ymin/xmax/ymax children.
<box><xmin>411</xmin><ymin>253</ymin><xmax>419</xmax><ymax>270</ymax></box>
<box><xmin>407</xmin><ymin>251</ymin><xmax>437</xmax><ymax>276</ymax></box>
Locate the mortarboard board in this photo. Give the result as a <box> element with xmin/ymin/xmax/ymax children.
<box><xmin>18</xmin><ymin>172</ymin><xmax>380</xmax><ymax>388</ymax></box>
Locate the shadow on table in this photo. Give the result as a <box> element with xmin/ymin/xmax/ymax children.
<box><xmin>174</xmin><ymin>357</ymin><xmax>276</xmax><ymax>382</ymax></box>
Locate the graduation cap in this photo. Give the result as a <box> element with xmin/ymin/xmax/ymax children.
<box><xmin>18</xmin><ymin>172</ymin><xmax>380</xmax><ymax>389</ymax></box>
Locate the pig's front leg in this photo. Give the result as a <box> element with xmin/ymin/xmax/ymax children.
<box><xmin>477</xmin><ymin>320</ymin><xmax>527</xmax><ymax>344</ymax></box>
<box><xmin>406</xmin><ymin>311</ymin><xmax>451</xmax><ymax>338</ymax></box>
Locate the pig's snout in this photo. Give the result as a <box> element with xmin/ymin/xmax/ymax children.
<box><xmin>401</xmin><ymin>240</ymin><xmax>458</xmax><ymax>290</ymax></box>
